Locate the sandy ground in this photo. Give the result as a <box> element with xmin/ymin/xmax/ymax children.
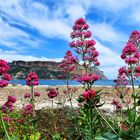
<box><xmin>0</xmin><ymin>84</ymin><xmax>137</xmax><ymax>113</ymax></box>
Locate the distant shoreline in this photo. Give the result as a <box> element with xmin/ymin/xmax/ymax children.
<box><xmin>8</xmin><ymin>84</ymin><xmax>139</xmax><ymax>88</ymax></box>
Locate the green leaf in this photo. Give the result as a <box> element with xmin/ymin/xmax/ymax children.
<box><xmin>96</xmin><ymin>89</ymin><xmax>102</xmax><ymax>94</ymax></box>
<box><xmin>95</xmin><ymin>132</ymin><xmax>121</xmax><ymax>140</ymax></box>
<box><xmin>29</xmin><ymin>132</ymin><xmax>41</xmax><ymax>140</ymax></box>
<box><xmin>10</xmin><ymin>136</ymin><xmax>20</xmax><ymax>140</ymax></box>
<box><xmin>52</xmin><ymin>133</ymin><xmax>62</xmax><ymax>140</ymax></box>
<box><xmin>77</xmin><ymin>95</ymin><xmax>84</xmax><ymax>103</ymax></box>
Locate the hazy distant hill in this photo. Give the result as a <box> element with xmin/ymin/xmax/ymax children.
<box><xmin>9</xmin><ymin>60</ymin><xmax>107</xmax><ymax>80</ymax></box>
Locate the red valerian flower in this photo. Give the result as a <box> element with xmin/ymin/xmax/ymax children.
<box><xmin>122</xmin><ymin>43</ymin><xmax>137</xmax><ymax>55</ymax></box>
<box><xmin>70</xmin><ymin>18</ymin><xmax>100</xmax><ymax>68</ymax></box>
<box><xmin>118</xmin><ymin>66</ymin><xmax>131</xmax><ymax>76</ymax></box>
<box><xmin>1</xmin><ymin>95</ymin><xmax>16</xmax><ymax>113</ymax></box>
<box><xmin>34</xmin><ymin>91</ymin><xmax>40</xmax><ymax>97</ymax></box>
<box><xmin>134</xmin><ymin>66</ymin><xmax>140</xmax><ymax>77</ymax></box>
<box><xmin>75</xmin><ymin>18</ymin><xmax>86</xmax><ymax>25</ymax></box>
<box><xmin>8</xmin><ymin>95</ymin><xmax>16</xmax><ymax>103</ymax></box>
<box><xmin>26</xmin><ymin>71</ymin><xmax>39</xmax><ymax>86</ymax></box>
<box><xmin>2</xmin><ymin>116</ymin><xmax>14</xmax><ymax>123</ymax></box>
<box><xmin>135</xmin><ymin>66</ymin><xmax>140</xmax><ymax>73</ymax></box>
<box><xmin>85</xmin><ymin>40</ymin><xmax>96</xmax><ymax>48</ymax></box>
<box><xmin>77</xmin><ymin>73</ymin><xmax>99</xmax><ymax>84</ymax></box>
<box><xmin>47</xmin><ymin>89</ymin><xmax>58</xmax><ymax>98</ymax></box>
<box><xmin>17</xmin><ymin>118</ymin><xmax>24</xmax><ymax>124</ymax></box>
<box><xmin>111</xmin><ymin>99</ymin><xmax>119</xmax><ymax>106</ymax></box>
<box><xmin>22</xmin><ymin>104</ymin><xmax>33</xmax><ymax>116</ymax></box>
<box><xmin>111</xmin><ymin>99</ymin><xmax>122</xmax><ymax>110</ymax></box>
<box><xmin>83</xmin><ymin>89</ymin><xmax>96</xmax><ymax>101</ymax></box>
<box><xmin>3</xmin><ymin>73</ymin><xmax>12</xmax><ymax>81</ymax></box>
<box><xmin>125</xmin><ymin>57</ymin><xmax>139</xmax><ymax>64</ymax></box>
<box><xmin>0</xmin><ymin>59</ymin><xmax>10</xmax><ymax>74</ymax></box>
<box><xmin>120</xmin><ymin>123</ymin><xmax>128</xmax><ymax>131</ymax></box>
<box><xmin>59</xmin><ymin>50</ymin><xmax>77</xmax><ymax>79</ymax></box>
<box><xmin>24</xmin><ymin>93</ymin><xmax>31</xmax><ymax>98</ymax></box>
<box><xmin>128</xmin><ymin>30</ymin><xmax>140</xmax><ymax>46</ymax></box>
<box><xmin>2</xmin><ymin>116</ymin><xmax>9</xmax><ymax>122</ymax></box>
<box><xmin>0</xmin><ymin>80</ymin><xmax>8</xmax><ymax>87</ymax></box>
<box><xmin>121</xmin><ymin>32</ymin><xmax>140</xmax><ymax>66</ymax></box>
<box><xmin>0</xmin><ymin>59</ymin><xmax>12</xmax><ymax>88</ymax></box>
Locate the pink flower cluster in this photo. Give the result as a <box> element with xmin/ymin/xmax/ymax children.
<box><xmin>111</xmin><ymin>99</ymin><xmax>122</xmax><ymax>110</ymax></box>
<box><xmin>2</xmin><ymin>116</ymin><xmax>14</xmax><ymax>123</ymax></box>
<box><xmin>0</xmin><ymin>59</ymin><xmax>10</xmax><ymax>73</ymax></box>
<box><xmin>70</xmin><ymin>18</ymin><xmax>100</xmax><ymax>66</ymax></box>
<box><xmin>71</xmin><ymin>18</ymin><xmax>92</xmax><ymax>39</ymax></box>
<box><xmin>114</xmin><ymin>66</ymin><xmax>130</xmax><ymax>99</ymax></box>
<box><xmin>118</xmin><ymin>66</ymin><xmax>131</xmax><ymax>76</ymax></box>
<box><xmin>47</xmin><ymin>89</ymin><xmax>58</xmax><ymax>98</ymax></box>
<box><xmin>59</xmin><ymin>50</ymin><xmax>77</xmax><ymax>79</ymax></box>
<box><xmin>120</xmin><ymin>123</ymin><xmax>128</xmax><ymax>131</ymax></box>
<box><xmin>0</xmin><ymin>59</ymin><xmax>12</xmax><ymax>88</ymax></box>
<box><xmin>22</xmin><ymin>104</ymin><xmax>33</xmax><ymax>116</ymax></box>
<box><xmin>34</xmin><ymin>91</ymin><xmax>40</xmax><ymax>97</ymax></box>
<box><xmin>26</xmin><ymin>71</ymin><xmax>39</xmax><ymax>86</ymax></box>
<box><xmin>135</xmin><ymin>66</ymin><xmax>140</xmax><ymax>77</ymax></box>
<box><xmin>128</xmin><ymin>30</ymin><xmax>140</xmax><ymax>46</ymax></box>
<box><xmin>24</xmin><ymin>92</ymin><xmax>40</xmax><ymax>99</ymax></box>
<box><xmin>2</xmin><ymin>95</ymin><xmax>16</xmax><ymax>113</ymax></box>
<box><xmin>24</xmin><ymin>93</ymin><xmax>31</xmax><ymax>98</ymax></box>
<box><xmin>83</xmin><ymin>89</ymin><xmax>96</xmax><ymax>101</ymax></box>
<box><xmin>121</xmin><ymin>31</ymin><xmax>140</xmax><ymax>79</ymax></box>
<box><xmin>72</xmin><ymin>18</ymin><xmax>89</xmax><ymax>30</ymax></box>
<box><xmin>77</xmin><ymin>73</ymin><xmax>99</xmax><ymax>84</ymax></box>
<box><xmin>121</xmin><ymin>43</ymin><xmax>139</xmax><ymax>64</ymax></box>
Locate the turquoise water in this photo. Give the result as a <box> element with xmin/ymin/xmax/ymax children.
<box><xmin>9</xmin><ymin>79</ymin><xmax>140</xmax><ymax>86</ymax></box>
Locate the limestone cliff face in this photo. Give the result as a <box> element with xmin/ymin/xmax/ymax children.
<box><xmin>9</xmin><ymin>60</ymin><xmax>107</xmax><ymax>80</ymax></box>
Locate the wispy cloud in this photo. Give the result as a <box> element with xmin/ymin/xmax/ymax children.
<box><xmin>95</xmin><ymin>41</ymin><xmax>125</xmax><ymax>78</ymax></box>
<box><xmin>0</xmin><ymin>48</ymin><xmax>62</xmax><ymax>62</ymax></box>
<box><xmin>90</xmin><ymin>22</ymin><xmax>127</xmax><ymax>45</ymax></box>
<box><xmin>0</xmin><ymin>0</ymin><xmax>139</xmax><ymax>79</ymax></box>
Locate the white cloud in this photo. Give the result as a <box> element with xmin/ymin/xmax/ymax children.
<box><xmin>0</xmin><ymin>52</ymin><xmax>62</xmax><ymax>62</ymax></box>
<box><xmin>0</xmin><ymin>0</ymin><xmax>72</xmax><ymax>41</ymax></box>
<box><xmin>0</xmin><ymin>20</ymin><xmax>28</xmax><ymax>38</ymax></box>
<box><xmin>81</xmin><ymin>0</ymin><xmax>140</xmax><ymax>13</ymax></box>
<box><xmin>90</xmin><ymin>22</ymin><xmax>127</xmax><ymax>44</ymax></box>
<box><xmin>100</xmin><ymin>66</ymin><xmax>120</xmax><ymax>79</ymax></box>
<box><xmin>131</xmin><ymin>10</ymin><xmax>140</xmax><ymax>23</ymax></box>
<box><xmin>0</xmin><ymin>49</ymin><xmax>17</xmax><ymax>55</ymax></box>
<box><xmin>95</xmin><ymin>41</ymin><xmax>125</xmax><ymax>79</ymax></box>
<box><xmin>0</xmin><ymin>0</ymin><xmax>130</xmax><ymax>43</ymax></box>
<box><xmin>66</xmin><ymin>5</ymin><xmax>86</xmax><ymax>20</ymax></box>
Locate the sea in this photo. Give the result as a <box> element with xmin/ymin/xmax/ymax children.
<box><xmin>9</xmin><ymin>79</ymin><xmax>140</xmax><ymax>86</ymax></box>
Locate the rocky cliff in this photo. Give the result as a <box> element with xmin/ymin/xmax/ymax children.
<box><xmin>9</xmin><ymin>60</ymin><xmax>107</xmax><ymax>80</ymax></box>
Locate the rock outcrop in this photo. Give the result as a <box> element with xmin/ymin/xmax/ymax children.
<box><xmin>9</xmin><ymin>60</ymin><xmax>107</xmax><ymax>80</ymax></box>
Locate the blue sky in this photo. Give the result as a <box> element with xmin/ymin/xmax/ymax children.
<box><xmin>0</xmin><ymin>0</ymin><xmax>140</xmax><ymax>79</ymax></box>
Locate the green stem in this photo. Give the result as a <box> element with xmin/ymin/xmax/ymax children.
<box><xmin>66</xmin><ymin>78</ymin><xmax>73</xmax><ymax>110</ymax></box>
<box><xmin>30</xmin><ymin>85</ymin><xmax>36</xmax><ymax>139</ymax></box>
<box><xmin>1</xmin><ymin>114</ymin><xmax>11</xmax><ymax>140</ymax></box>
<box><xmin>88</xmin><ymin>107</ymin><xmax>94</xmax><ymax>139</ymax></box>
<box><xmin>31</xmin><ymin>85</ymin><xmax>35</xmax><ymax>117</ymax></box>
<box><xmin>52</xmin><ymin>98</ymin><xmax>54</xmax><ymax>109</ymax></box>
<box><xmin>130</xmin><ymin>64</ymin><xmax>137</xmax><ymax>132</ymax></box>
<box><xmin>94</xmin><ymin>105</ymin><xmax>119</xmax><ymax>136</ymax></box>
